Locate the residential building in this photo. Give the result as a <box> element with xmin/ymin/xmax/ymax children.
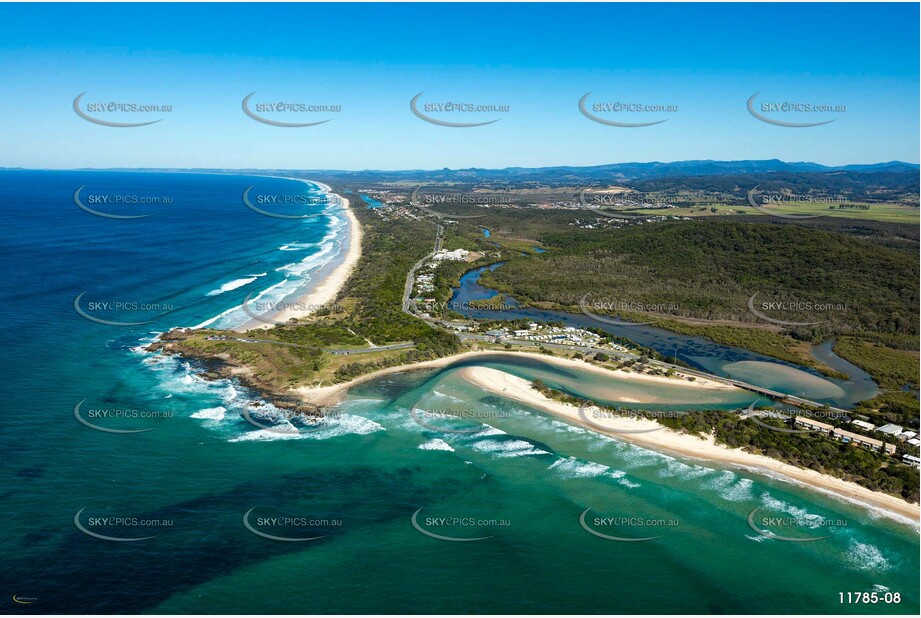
<box><xmin>794</xmin><ymin>417</ymin><xmax>834</xmax><ymax>433</ymax></box>
<box><xmin>877</xmin><ymin>424</ymin><xmax>904</xmax><ymax>436</ymax></box>
<box><xmin>832</xmin><ymin>427</ymin><xmax>896</xmax><ymax>455</ymax></box>
<box><xmin>797</xmin><ymin>417</ymin><xmax>896</xmax><ymax>455</ymax></box>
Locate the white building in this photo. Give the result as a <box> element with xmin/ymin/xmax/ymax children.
<box><xmin>432</xmin><ymin>249</ymin><xmax>469</xmax><ymax>261</ymax></box>
<box><xmin>877</xmin><ymin>424</ymin><xmax>904</xmax><ymax>436</ymax></box>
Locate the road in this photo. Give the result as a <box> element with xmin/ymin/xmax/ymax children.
<box><xmin>230</xmin><ymin>224</ymin><xmax>445</xmax><ymax>358</ymax></box>
<box><xmin>391</xmin><ymin>218</ymin><xmax>846</xmax><ymax>416</ymax></box>
<box><xmin>226</xmin><ymin>224</ymin><xmax>444</xmax><ymax>358</ymax></box>
<box><xmin>402</xmin><ymin>223</ymin><xmax>442</xmax><ymax>314</ymax></box>
<box><xmin>232</xmin><ymin>337</ymin><xmax>415</xmax><ymax>356</ymax></box>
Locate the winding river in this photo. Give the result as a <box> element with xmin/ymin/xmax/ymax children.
<box><xmin>450</xmin><ymin>263</ymin><xmax>879</xmax><ymax>409</ymax></box>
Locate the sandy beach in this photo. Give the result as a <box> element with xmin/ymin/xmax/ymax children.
<box><xmin>234</xmin><ymin>179</ymin><xmax>362</xmax><ymax>331</ymax></box>
<box><xmin>458</xmin><ymin>365</ymin><xmax>920</xmax><ymax>523</ymax></box>
<box><xmin>295</xmin><ymin>349</ymin><xmax>738</xmax><ymax>406</ymax></box>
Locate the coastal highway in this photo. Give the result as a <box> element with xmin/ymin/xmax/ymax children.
<box><xmin>401</xmin><ymin>223</ymin><xmax>442</xmax><ymax>313</ymax></box>
<box><xmin>397</xmin><ymin>220</ymin><xmax>849</xmax><ymax>416</ymax></box>
<box><xmin>224</xmin><ymin>223</ymin><xmax>441</xmax><ymax>359</ymax></box>
<box><xmin>228</xmin><ymin>224</ymin><xmax>444</xmax><ymax>358</ymax></box>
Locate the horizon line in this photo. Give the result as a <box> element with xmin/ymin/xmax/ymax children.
<box><xmin>2</xmin><ymin>158</ymin><xmax>918</xmax><ymax>174</ymax></box>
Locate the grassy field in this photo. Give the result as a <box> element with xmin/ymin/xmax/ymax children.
<box><xmin>626</xmin><ymin>202</ymin><xmax>919</xmax><ymax>223</ymax></box>
<box><xmin>170</xmin><ymin>330</ymin><xmax>417</xmax><ymax>389</ymax></box>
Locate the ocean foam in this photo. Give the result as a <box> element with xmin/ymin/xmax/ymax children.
<box><xmin>194</xmin><ymin>186</ymin><xmax>347</xmax><ymax>330</ymax></box>
<box><xmin>844</xmin><ymin>540</ymin><xmax>891</xmax><ymax>572</ymax></box>
<box><xmin>206</xmin><ymin>275</ymin><xmax>261</xmax><ymax>296</ymax></box>
<box><xmin>549</xmin><ymin>456</ymin><xmax>610</xmax><ymax>479</ymax></box>
<box><xmin>702</xmin><ymin>470</ymin><xmax>754</xmax><ymax>502</ymax></box>
<box><xmin>605</xmin><ymin>469</ymin><xmax>641</xmax><ymax>488</ymax></box>
<box><xmin>191</xmin><ymin>406</ymin><xmax>227</xmax><ymax>421</ymax></box>
<box><xmin>419</xmin><ymin>438</ymin><xmax>455</xmax><ymax>452</ymax></box>
<box><xmin>474</xmin><ymin>426</ymin><xmax>507</xmax><ymax>437</ymax></box>
<box><xmin>470</xmin><ymin>438</ymin><xmax>549</xmax><ymax>458</ymax></box>
<box><xmin>760</xmin><ymin>493</ymin><xmax>828</xmax><ymax>528</ymax></box>
<box><xmin>658</xmin><ymin>458</ymin><xmax>711</xmax><ymax>480</ymax></box>
<box><xmin>229</xmin><ymin>426</ymin><xmax>303</xmax><ymax>442</ymax></box>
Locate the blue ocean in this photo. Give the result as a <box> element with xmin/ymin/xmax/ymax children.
<box><xmin>0</xmin><ymin>171</ymin><xmax>918</xmax><ymax>614</ymax></box>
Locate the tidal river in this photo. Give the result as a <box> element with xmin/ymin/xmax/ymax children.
<box><xmin>0</xmin><ymin>171</ymin><xmax>915</xmax><ymax>614</ymax></box>
<box><xmin>449</xmin><ymin>263</ymin><xmax>879</xmax><ymax>409</ymax></box>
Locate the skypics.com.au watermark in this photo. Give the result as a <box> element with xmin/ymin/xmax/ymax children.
<box><xmin>578</xmin><ymin>400</ymin><xmax>686</xmax><ymax>435</ymax></box>
<box><xmin>587</xmin><ymin>193</ymin><xmax>673</xmax><ymax>209</ymax></box>
<box><xmin>747</xmin><ymin>185</ymin><xmax>849</xmax><ymax>219</ymax></box>
<box><xmin>579</xmin><ymin>93</ymin><xmax>677</xmax><ymax>127</ymax></box>
<box><xmin>747</xmin><ymin>92</ymin><xmax>845</xmax><ymax>128</ymax></box>
<box><xmin>747</xmin><ymin>291</ymin><xmax>847</xmax><ymax>327</ymax></box>
<box><xmin>409</xmin><ymin>185</ymin><xmax>496</xmax><ymax>219</ymax></box>
<box><xmin>74</xmin><ymin>400</ymin><xmax>173</xmax><ymax>434</ymax></box>
<box><xmin>580</xmin><ymin>292</ymin><xmax>680</xmax><ymax>327</ymax></box>
<box><xmin>243</xmin><ymin>507</ymin><xmax>342</xmax><ymax>541</ymax></box>
<box><xmin>74</xmin><ymin>508</ymin><xmax>173</xmax><ymax>542</ymax></box>
<box><xmin>411</xmin><ymin>507</ymin><xmax>509</xmax><ymax>542</ymax></box>
<box><xmin>578</xmin><ymin>188</ymin><xmax>662</xmax><ymax>219</ymax></box>
<box><xmin>580</xmin><ymin>508</ymin><xmax>679</xmax><ymax>542</ymax></box>
<box><xmin>74</xmin><ymin>185</ymin><xmax>173</xmax><ymax>219</ymax></box>
<box><xmin>242</xmin><ymin>92</ymin><xmax>341</xmax><ymax>127</ymax></box>
<box><xmin>242</xmin><ymin>403</ymin><xmax>343</xmax><ymax>435</ymax></box>
<box><xmin>742</xmin><ymin>401</ymin><xmax>848</xmax><ymax>434</ymax></box>
<box><xmin>73</xmin><ymin>292</ymin><xmax>175</xmax><ymax>326</ymax></box>
<box><xmin>410</xmin><ymin>92</ymin><xmax>509</xmax><ymax>127</ymax></box>
<box><xmin>747</xmin><ymin>506</ymin><xmax>846</xmax><ymax>542</ymax></box>
<box><xmin>73</xmin><ymin>92</ymin><xmax>171</xmax><ymax>127</ymax></box>
<box><xmin>241</xmin><ymin>293</ymin><xmax>344</xmax><ymax>326</ymax></box>
<box><xmin>424</xmin><ymin>300</ymin><xmax>517</xmax><ymax>313</ymax></box>
<box><xmin>410</xmin><ymin>407</ymin><xmax>511</xmax><ymax>434</ymax></box>
<box><xmin>242</xmin><ymin>185</ymin><xmax>336</xmax><ymax>219</ymax></box>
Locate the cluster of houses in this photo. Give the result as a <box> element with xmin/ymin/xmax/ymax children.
<box><xmin>414</xmin><ymin>271</ymin><xmax>435</xmax><ymax>294</ymax></box>
<box><xmin>432</xmin><ymin>248</ymin><xmax>470</xmax><ymax>261</ymax></box>
<box><xmin>794</xmin><ymin>416</ymin><xmax>920</xmax><ymax>466</ymax></box>
<box><xmin>570</xmin><ymin>214</ymin><xmax>693</xmax><ymax>230</ymax></box>
<box><xmin>482</xmin><ymin>323</ymin><xmax>625</xmax><ymax>351</ymax></box>
<box><xmin>413</xmin><ymin>249</ymin><xmax>473</xmax><ymax>296</ymax></box>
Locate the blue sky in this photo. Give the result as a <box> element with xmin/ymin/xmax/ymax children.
<box><xmin>0</xmin><ymin>2</ymin><xmax>917</xmax><ymax>169</ymax></box>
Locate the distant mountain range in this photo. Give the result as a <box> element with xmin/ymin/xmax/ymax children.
<box><xmin>9</xmin><ymin>159</ymin><xmax>918</xmax><ymax>184</ymax></box>
<box><xmin>429</xmin><ymin>159</ymin><xmax>919</xmax><ymax>180</ymax></box>
<box><xmin>295</xmin><ymin>159</ymin><xmax>920</xmax><ymax>183</ymax></box>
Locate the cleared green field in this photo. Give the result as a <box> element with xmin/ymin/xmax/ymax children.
<box><xmin>751</xmin><ymin>201</ymin><xmax>918</xmax><ymax>223</ymax></box>
<box><xmin>629</xmin><ymin>202</ymin><xmax>919</xmax><ymax>223</ymax></box>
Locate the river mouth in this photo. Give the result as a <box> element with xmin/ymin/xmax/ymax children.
<box><xmin>448</xmin><ymin>264</ymin><xmax>878</xmax><ymax>408</ymax></box>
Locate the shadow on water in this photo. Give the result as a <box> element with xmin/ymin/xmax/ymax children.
<box><xmin>6</xmin><ymin>467</ymin><xmax>463</xmax><ymax>614</ymax></box>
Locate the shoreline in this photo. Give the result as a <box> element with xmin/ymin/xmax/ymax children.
<box><xmin>457</xmin><ymin>364</ymin><xmax>920</xmax><ymax>524</ymax></box>
<box><xmin>233</xmin><ymin>179</ymin><xmax>361</xmax><ymax>332</ymax></box>
<box><xmin>295</xmin><ymin>348</ymin><xmax>739</xmax><ymax>406</ymax></box>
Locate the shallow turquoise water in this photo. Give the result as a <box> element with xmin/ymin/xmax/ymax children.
<box><xmin>0</xmin><ymin>172</ymin><xmax>917</xmax><ymax>614</ymax></box>
<box><xmin>450</xmin><ymin>264</ymin><xmax>879</xmax><ymax>407</ymax></box>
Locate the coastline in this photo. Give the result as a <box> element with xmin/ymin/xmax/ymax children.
<box><xmin>294</xmin><ymin>348</ymin><xmax>738</xmax><ymax>406</ymax></box>
<box><xmin>457</xmin><ymin>364</ymin><xmax>921</xmax><ymax>524</ymax></box>
<box><xmin>233</xmin><ymin>179</ymin><xmax>362</xmax><ymax>332</ymax></box>
<box><xmin>159</xmin><ymin>171</ymin><xmax>918</xmax><ymax>526</ymax></box>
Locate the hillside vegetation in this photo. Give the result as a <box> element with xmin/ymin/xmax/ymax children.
<box><xmin>482</xmin><ymin>220</ymin><xmax>918</xmax><ymax>337</ymax></box>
